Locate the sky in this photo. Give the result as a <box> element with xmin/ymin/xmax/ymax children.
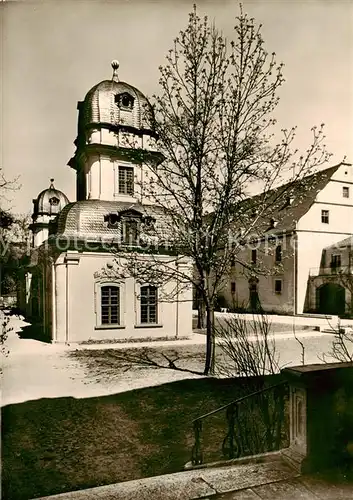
<box><xmin>1</xmin><ymin>0</ymin><xmax>353</xmax><ymax>215</ymax></box>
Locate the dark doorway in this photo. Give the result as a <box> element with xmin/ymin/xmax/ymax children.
<box><xmin>249</xmin><ymin>278</ymin><xmax>261</xmax><ymax>312</ymax></box>
<box><xmin>316</xmin><ymin>283</ymin><xmax>346</xmax><ymax>316</ymax></box>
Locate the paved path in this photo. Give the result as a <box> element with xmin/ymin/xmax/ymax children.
<box><xmin>32</xmin><ymin>456</ymin><xmax>353</xmax><ymax>500</ymax></box>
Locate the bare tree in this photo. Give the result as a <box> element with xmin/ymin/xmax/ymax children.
<box><xmin>321</xmin><ymin>318</ymin><xmax>353</xmax><ymax>364</ymax></box>
<box><xmin>214</xmin><ymin>312</ymin><xmax>281</xmax><ymax>380</ymax></box>
<box><xmin>112</xmin><ymin>5</ymin><xmax>331</xmax><ymax>375</ymax></box>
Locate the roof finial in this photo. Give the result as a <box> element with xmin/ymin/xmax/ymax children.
<box><xmin>50</xmin><ymin>178</ymin><xmax>55</xmax><ymax>188</ymax></box>
<box><xmin>111</xmin><ymin>60</ymin><xmax>119</xmax><ymax>82</ymax></box>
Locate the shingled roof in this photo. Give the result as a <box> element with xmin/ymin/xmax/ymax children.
<box><xmin>55</xmin><ymin>200</ymin><xmax>171</xmax><ymax>244</ymax></box>
<box><xmin>325</xmin><ymin>235</ymin><xmax>353</xmax><ymax>250</ymax></box>
<box><xmin>235</xmin><ymin>163</ymin><xmax>343</xmax><ymax>237</ymax></box>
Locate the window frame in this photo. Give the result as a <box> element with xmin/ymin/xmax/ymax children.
<box><xmin>343</xmin><ymin>186</ymin><xmax>350</xmax><ymax>198</ymax></box>
<box><xmin>94</xmin><ymin>280</ymin><xmax>125</xmax><ymax>330</ymax></box>
<box><xmin>251</xmin><ymin>249</ymin><xmax>257</xmax><ymax>265</ymax></box>
<box><xmin>118</xmin><ymin>165</ymin><xmax>134</xmax><ymax>196</ymax></box>
<box><xmin>275</xmin><ymin>244</ymin><xmax>282</xmax><ymax>263</ymax></box>
<box><xmin>122</xmin><ymin>217</ymin><xmax>140</xmax><ymax>246</ymax></box>
<box><xmin>274</xmin><ymin>279</ymin><xmax>283</xmax><ymax>295</ymax></box>
<box><xmin>330</xmin><ymin>254</ymin><xmax>342</xmax><ymax>271</ymax></box>
<box><xmin>115</xmin><ymin>92</ymin><xmax>135</xmax><ymax>111</ymax></box>
<box><xmin>140</xmin><ymin>285</ymin><xmax>158</xmax><ymax>324</ymax></box>
<box><xmin>321</xmin><ymin>209</ymin><xmax>329</xmax><ymax>224</ymax></box>
<box><xmin>101</xmin><ymin>285</ymin><xmax>120</xmax><ymax>325</ymax></box>
<box><xmin>135</xmin><ymin>283</ymin><xmax>162</xmax><ymax>328</ymax></box>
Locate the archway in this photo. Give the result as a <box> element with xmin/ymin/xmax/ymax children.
<box><xmin>316</xmin><ymin>283</ymin><xmax>346</xmax><ymax>316</ymax></box>
<box><xmin>248</xmin><ymin>277</ymin><xmax>261</xmax><ymax>312</ymax></box>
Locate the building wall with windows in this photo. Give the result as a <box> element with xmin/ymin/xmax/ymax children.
<box><xmin>221</xmin><ymin>233</ymin><xmax>295</xmax><ymax>314</ymax></box>
<box><xmin>79</xmin><ymin>152</ymin><xmax>158</xmax><ymax>205</ymax></box>
<box><xmin>296</xmin><ymin>163</ymin><xmax>353</xmax><ymax>313</ymax></box>
<box><xmin>305</xmin><ymin>236</ymin><xmax>353</xmax><ymax>316</ymax></box>
<box><xmin>221</xmin><ymin>162</ymin><xmax>353</xmax><ymax>316</ymax></box>
<box><xmin>51</xmin><ymin>252</ymin><xmax>191</xmax><ymax>343</ymax></box>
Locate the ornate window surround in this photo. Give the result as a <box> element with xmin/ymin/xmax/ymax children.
<box><xmin>94</xmin><ymin>272</ymin><xmax>126</xmax><ymax>329</ymax></box>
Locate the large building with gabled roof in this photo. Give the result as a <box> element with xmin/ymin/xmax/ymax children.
<box><xmin>221</xmin><ymin>162</ymin><xmax>353</xmax><ymax>316</ymax></box>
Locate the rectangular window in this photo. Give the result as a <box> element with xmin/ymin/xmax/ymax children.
<box><xmin>231</xmin><ymin>282</ymin><xmax>236</xmax><ymax>294</ymax></box>
<box><xmin>331</xmin><ymin>254</ymin><xmax>341</xmax><ymax>270</ymax></box>
<box><xmin>275</xmin><ymin>245</ymin><xmax>282</xmax><ymax>263</ymax></box>
<box><xmin>274</xmin><ymin>279</ymin><xmax>282</xmax><ymax>294</ymax></box>
<box><xmin>343</xmin><ymin>186</ymin><xmax>349</xmax><ymax>198</ymax></box>
<box><xmin>118</xmin><ymin>166</ymin><xmax>134</xmax><ymax>195</ymax></box>
<box><xmin>321</xmin><ymin>210</ymin><xmax>329</xmax><ymax>224</ymax></box>
<box><xmin>251</xmin><ymin>249</ymin><xmax>257</xmax><ymax>265</ymax></box>
<box><xmin>140</xmin><ymin>285</ymin><xmax>158</xmax><ymax>324</ymax></box>
<box><xmin>101</xmin><ymin>286</ymin><xmax>120</xmax><ymax>325</ymax></box>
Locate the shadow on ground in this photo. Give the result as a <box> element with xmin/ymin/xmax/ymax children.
<box><xmin>16</xmin><ymin>322</ymin><xmax>51</xmax><ymax>343</ymax></box>
<box><xmin>1</xmin><ymin>375</ymin><xmax>283</xmax><ymax>500</ymax></box>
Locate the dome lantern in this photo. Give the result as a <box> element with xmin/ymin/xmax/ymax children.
<box><xmin>111</xmin><ymin>60</ymin><xmax>120</xmax><ymax>82</ymax></box>
<box><xmin>79</xmin><ymin>61</ymin><xmax>156</xmax><ymax>135</ymax></box>
<box><xmin>32</xmin><ymin>179</ymin><xmax>70</xmax><ymax>218</ymax></box>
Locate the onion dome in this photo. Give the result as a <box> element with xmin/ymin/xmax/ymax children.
<box><xmin>32</xmin><ymin>179</ymin><xmax>69</xmax><ymax>218</ymax></box>
<box><xmin>80</xmin><ymin>61</ymin><xmax>155</xmax><ymax>134</ymax></box>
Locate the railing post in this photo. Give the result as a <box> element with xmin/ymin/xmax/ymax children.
<box><xmin>191</xmin><ymin>419</ymin><xmax>203</xmax><ymax>466</ymax></box>
<box><xmin>282</xmin><ymin>363</ymin><xmax>353</xmax><ymax>474</ymax></box>
<box><xmin>222</xmin><ymin>403</ymin><xmax>239</xmax><ymax>460</ymax></box>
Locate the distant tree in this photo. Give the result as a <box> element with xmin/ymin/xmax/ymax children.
<box><xmin>0</xmin><ymin>167</ymin><xmax>25</xmax><ymax>302</ymax></box>
<box><xmin>0</xmin><ymin>167</ymin><xmax>20</xmax><ymax>356</ymax></box>
<box><xmin>112</xmin><ymin>5</ymin><xmax>331</xmax><ymax>375</ymax></box>
<box><xmin>0</xmin><ymin>214</ymin><xmax>31</xmax><ymax>298</ymax></box>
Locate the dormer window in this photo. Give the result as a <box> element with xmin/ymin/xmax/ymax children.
<box><xmin>104</xmin><ymin>209</ymin><xmax>143</xmax><ymax>246</ymax></box>
<box><xmin>142</xmin><ymin>216</ymin><xmax>156</xmax><ymax>231</ymax></box>
<box><xmin>115</xmin><ymin>92</ymin><xmax>134</xmax><ymax>110</ymax></box>
<box><xmin>123</xmin><ymin>219</ymin><xmax>139</xmax><ymax>245</ymax></box>
<box><xmin>49</xmin><ymin>196</ymin><xmax>60</xmax><ymax>206</ymax></box>
<box><xmin>104</xmin><ymin>213</ymin><xmax>120</xmax><ymax>228</ymax></box>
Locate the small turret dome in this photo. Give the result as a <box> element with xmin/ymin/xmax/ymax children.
<box><xmin>33</xmin><ymin>179</ymin><xmax>69</xmax><ymax>218</ymax></box>
<box><xmin>80</xmin><ymin>61</ymin><xmax>155</xmax><ymax>135</ymax></box>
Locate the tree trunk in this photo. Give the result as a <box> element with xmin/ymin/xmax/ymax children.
<box><xmin>204</xmin><ymin>304</ymin><xmax>215</xmax><ymax>375</ymax></box>
<box><xmin>197</xmin><ymin>299</ymin><xmax>205</xmax><ymax>329</ymax></box>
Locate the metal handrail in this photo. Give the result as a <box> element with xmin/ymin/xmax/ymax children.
<box><xmin>192</xmin><ymin>380</ymin><xmax>287</xmax><ymax>423</ymax></box>
<box><xmin>191</xmin><ymin>380</ymin><xmax>288</xmax><ymax>466</ymax></box>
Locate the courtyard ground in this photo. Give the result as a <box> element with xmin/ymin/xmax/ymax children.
<box><xmin>2</xmin><ymin>313</ymin><xmax>352</xmax><ymax>499</ymax></box>
<box><xmin>2</xmin><ymin>313</ymin><xmax>347</xmax><ymax>406</ymax></box>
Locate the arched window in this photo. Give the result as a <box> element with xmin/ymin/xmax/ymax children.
<box><xmin>275</xmin><ymin>245</ymin><xmax>282</xmax><ymax>263</ymax></box>
<box><xmin>140</xmin><ymin>285</ymin><xmax>158</xmax><ymax>324</ymax></box>
<box><xmin>101</xmin><ymin>285</ymin><xmax>120</xmax><ymax>325</ymax></box>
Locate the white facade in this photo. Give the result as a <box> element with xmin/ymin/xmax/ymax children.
<box><xmin>26</xmin><ymin>63</ymin><xmax>193</xmax><ymax>343</ymax></box>
<box><xmin>296</xmin><ymin>163</ymin><xmax>353</xmax><ymax>313</ymax></box>
<box><xmin>51</xmin><ymin>252</ymin><xmax>191</xmax><ymax>343</ymax></box>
